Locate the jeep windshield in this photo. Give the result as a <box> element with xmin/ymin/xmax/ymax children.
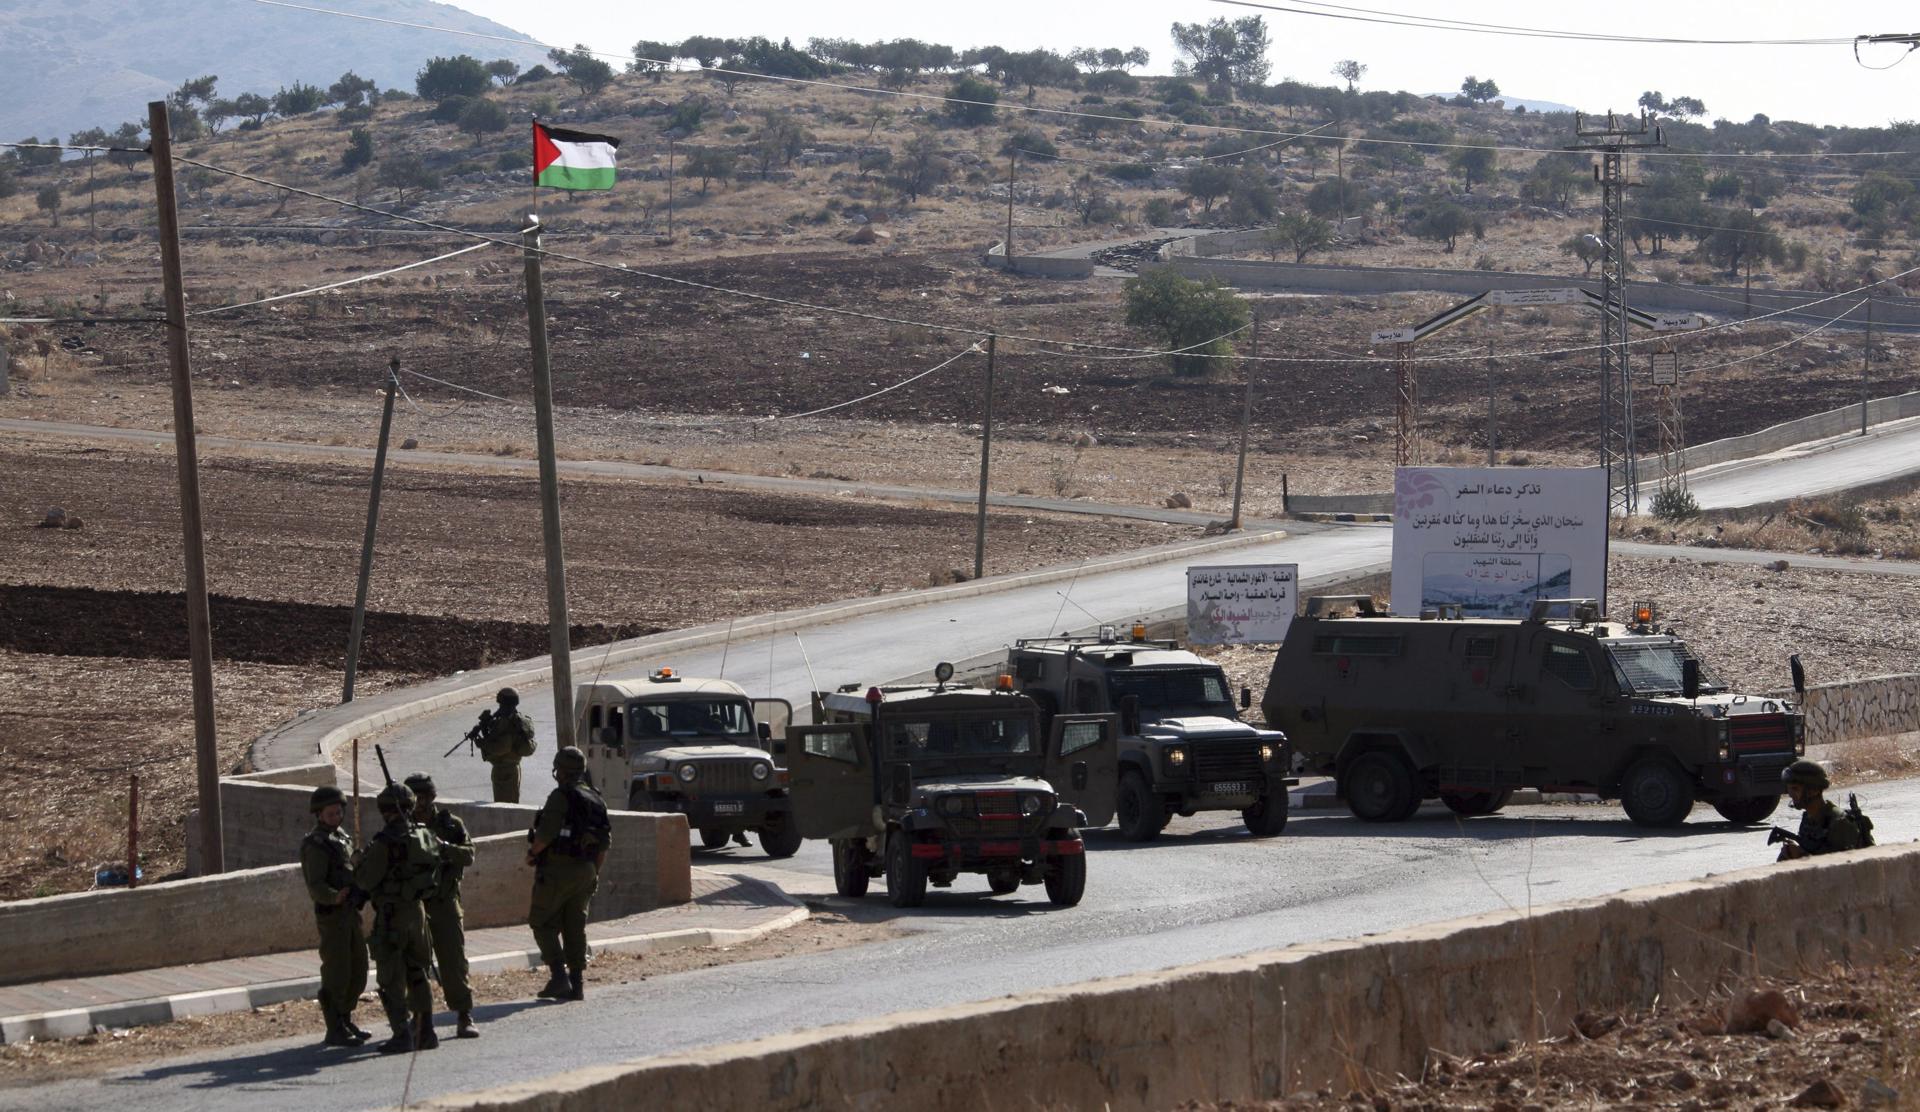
<box><xmin>1605</xmin><ymin>641</ymin><xmax>1721</xmax><ymax>696</ymax></box>
<box><xmin>884</xmin><ymin>715</ymin><xmax>1035</xmax><ymax>757</ymax></box>
<box><xmin>1107</xmin><ymin>668</ymin><xmax>1235</xmax><ymax>721</ymax></box>
<box><xmin>627</xmin><ymin>699</ymin><xmax>756</xmax><ymax>744</ymax></box>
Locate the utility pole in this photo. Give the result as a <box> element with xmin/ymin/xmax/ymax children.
<box><xmin>1230</xmin><ymin>309</ymin><xmax>1258</xmax><ymax>529</ymax></box>
<box><xmin>666</xmin><ymin>136</ymin><xmax>676</xmax><ymax>241</ymax></box>
<box><xmin>1004</xmin><ymin>153</ymin><xmax>1017</xmax><ymax>270</ymax></box>
<box><xmin>522</xmin><ymin>216</ymin><xmax>576</xmax><ymax>749</ymax></box>
<box><xmin>150</xmin><ymin>100</ymin><xmax>222</xmax><ymax>874</ymax></box>
<box><xmin>1861</xmin><ymin>294</ymin><xmax>1874</xmax><ymax>435</ymax></box>
<box><xmin>342</xmin><ymin>356</ymin><xmax>399</xmax><ymax>702</ymax></box>
<box><xmin>973</xmin><ymin>335</ymin><xmax>996</xmax><ymax>581</ymax></box>
<box><xmin>1485</xmin><ymin>341</ymin><xmax>1497</xmax><ymax>467</ymax></box>
<box><xmin>1567</xmin><ymin>111</ymin><xmax>1664</xmax><ymax>519</ymax></box>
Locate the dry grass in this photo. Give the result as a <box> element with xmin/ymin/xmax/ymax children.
<box><xmin>1822</xmin><ymin>732</ymin><xmax>1920</xmax><ymax>787</ymax></box>
<box><xmin>1626</xmin><ymin>479</ymin><xmax>1920</xmax><ymax>559</ymax></box>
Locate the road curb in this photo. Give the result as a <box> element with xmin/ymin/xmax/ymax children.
<box><xmin>1291</xmin><ymin>512</ymin><xmax>1393</xmax><ymax>523</ymax></box>
<box><xmin>0</xmin><ymin>874</ymin><xmax>808</xmax><ymax>1044</ymax></box>
<box><xmin>250</xmin><ymin>528</ymin><xmax>1290</xmax><ymax>773</ymax></box>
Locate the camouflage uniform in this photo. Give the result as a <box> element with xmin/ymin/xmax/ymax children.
<box><xmin>479</xmin><ymin>689</ymin><xmax>538</xmax><ymax>803</ymax></box>
<box><xmin>406</xmin><ymin>772</ymin><xmax>479</xmax><ymax>1036</ymax></box>
<box><xmin>298</xmin><ymin>787</ymin><xmax>369</xmax><ymax>1047</ymax></box>
<box><xmin>354</xmin><ymin>785</ymin><xmax>446</xmax><ymax>1053</ymax></box>
<box><xmin>528</xmin><ymin>747</ymin><xmax>611</xmax><ymax>1001</ymax></box>
<box><xmin>1793</xmin><ymin>798</ymin><xmax>1863</xmax><ymax>856</ymax></box>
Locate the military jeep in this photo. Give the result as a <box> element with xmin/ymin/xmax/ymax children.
<box><xmin>786</xmin><ymin>665</ymin><xmax>1118</xmax><ymax>908</ymax></box>
<box><xmin>1007</xmin><ymin>626</ymin><xmax>1294</xmax><ymax>841</ymax></box>
<box><xmin>1262</xmin><ymin>596</ymin><xmax>1807</xmax><ymax>828</ymax></box>
<box><xmin>575</xmin><ymin>669</ymin><xmax>800</xmax><ymax>856</ymax></box>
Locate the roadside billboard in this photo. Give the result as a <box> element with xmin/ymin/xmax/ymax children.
<box><xmin>1391</xmin><ymin>467</ymin><xmax>1606</xmax><ymax>618</ymax></box>
<box><xmin>1187</xmin><ymin>564</ymin><xmax>1298</xmax><ymax>644</ymax></box>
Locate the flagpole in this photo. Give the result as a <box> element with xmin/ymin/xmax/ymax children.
<box><xmin>530</xmin><ymin>116</ymin><xmax>541</xmax><ymax>223</ymax></box>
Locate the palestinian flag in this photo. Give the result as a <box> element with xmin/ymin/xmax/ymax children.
<box><xmin>533</xmin><ymin>122</ymin><xmax>620</xmax><ymax>191</ymax></box>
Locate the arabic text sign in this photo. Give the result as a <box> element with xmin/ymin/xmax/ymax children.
<box><xmin>1649</xmin><ymin>352</ymin><xmax>1678</xmax><ymax>386</ymax></box>
<box><xmin>1391</xmin><ymin>467</ymin><xmax>1607</xmax><ymax>618</ymax></box>
<box><xmin>1187</xmin><ymin>563</ymin><xmax>1298</xmax><ymax>644</ymax></box>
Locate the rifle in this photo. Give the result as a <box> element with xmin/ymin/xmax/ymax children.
<box><xmin>442</xmin><ymin>709</ymin><xmax>493</xmax><ymax>759</ymax></box>
<box><xmin>1765</xmin><ymin>826</ymin><xmax>1806</xmax><ymax>851</ymax></box>
<box><xmin>374</xmin><ymin>743</ymin><xmax>395</xmax><ymax>788</ymax></box>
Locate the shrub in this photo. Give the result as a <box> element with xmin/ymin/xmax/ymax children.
<box><xmin>1650</xmin><ymin>486</ymin><xmax>1699</xmax><ymax>521</ymax></box>
<box><xmin>340</xmin><ymin>127</ymin><xmax>374</xmax><ymax>171</ymax></box>
<box><xmin>945</xmin><ymin>76</ymin><xmax>999</xmax><ymax>126</ymax></box>
<box><xmin>416</xmin><ymin>55</ymin><xmax>492</xmax><ymax>101</ymax></box>
<box><xmin>1143</xmin><ymin>197</ymin><xmax>1179</xmax><ymax>225</ymax></box>
<box><xmin>1104</xmin><ymin>162</ymin><xmax>1155</xmax><ymax>183</ymax></box>
<box><xmin>497</xmin><ymin>149</ymin><xmax>532</xmax><ymax>172</ymax></box>
<box><xmin>430</xmin><ymin>95</ymin><xmax>473</xmax><ymax>124</ymax></box>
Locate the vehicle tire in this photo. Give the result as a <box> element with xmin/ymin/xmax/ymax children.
<box><xmin>1043</xmin><ymin>850</ymin><xmax>1087</xmax><ymax>907</ymax></box>
<box><xmin>757</xmin><ymin>815</ymin><xmax>804</xmax><ymax>858</ymax></box>
<box><xmin>1116</xmin><ymin>770</ymin><xmax>1168</xmax><ymax>842</ymax></box>
<box><xmin>1242</xmin><ymin>792</ymin><xmax>1289</xmax><ymax>837</ymax></box>
<box><xmin>698</xmin><ymin>827</ymin><xmax>730</xmax><ymax>850</ymax></box>
<box><xmin>1342</xmin><ymin>751</ymin><xmax>1417</xmax><ymax>823</ymax></box>
<box><xmin>885</xmin><ymin>831</ymin><xmax>928</xmax><ymax>908</ymax></box>
<box><xmin>831</xmin><ymin>840</ymin><xmax>870</xmax><ymax>899</ymax></box>
<box><xmin>1620</xmin><ymin>758</ymin><xmax>1696</xmax><ymax>827</ymax></box>
<box><xmin>986</xmin><ymin>871</ymin><xmax>1021</xmax><ymax>895</ymax></box>
<box><xmin>1441</xmin><ymin>789</ymin><xmax>1513</xmax><ymax>817</ymax></box>
<box><xmin>1713</xmin><ymin>794</ymin><xmax>1780</xmax><ymax>825</ymax></box>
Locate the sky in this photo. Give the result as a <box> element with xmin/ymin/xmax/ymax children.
<box><xmin>445</xmin><ymin>0</ymin><xmax>1920</xmax><ymax>129</ymax></box>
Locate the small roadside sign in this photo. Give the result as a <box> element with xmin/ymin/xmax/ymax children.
<box><xmin>1649</xmin><ymin>352</ymin><xmax>1679</xmax><ymax>386</ymax></box>
<box><xmin>1371</xmin><ymin>328</ymin><xmax>1416</xmax><ymax>344</ymax></box>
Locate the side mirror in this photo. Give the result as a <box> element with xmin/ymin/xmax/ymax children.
<box><xmin>890</xmin><ymin>762</ymin><xmax>914</xmax><ymax>806</ymax></box>
<box><xmin>1119</xmin><ymin>694</ymin><xmax>1141</xmax><ymax>736</ymax></box>
<box><xmin>757</xmin><ymin>722</ymin><xmax>772</xmax><ymax>742</ymax></box>
<box><xmin>596</xmin><ymin>725</ymin><xmax>621</xmax><ymax>747</ymax></box>
<box><xmin>1789</xmin><ymin>653</ymin><xmax>1806</xmax><ymax>697</ymax></box>
<box><xmin>1240</xmin><ymin>686</ymin><xmax>1252</xmax><ymax>711</ymax></box>
<box><xmin>1682</xmin><ymin>658</ymin><xmax>1700</xmax><ymax>702</ymax></box>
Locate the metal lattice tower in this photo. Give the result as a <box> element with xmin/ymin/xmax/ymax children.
<box><xmin>1394</xmin><ymin>341</ymin><xmax>1419</xmax><ymax>466</ymax></box>
<box><xmin>1651</xmin><ymin>351</ymin><xmax>1687</xmax><ymax>498</ymax></box>
<box><xmin>1568</xmin><ymin>113</ymin><xmax>1665</xmax><ymax>516</ymax></box>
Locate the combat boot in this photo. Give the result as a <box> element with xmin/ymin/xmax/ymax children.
<box><xmin>321</xmin><ymin>1008</ymin><xmax>356</xmax><ymax>1048</ymax></box>
<box><xmin>343</xmin><ymin>1013</ymin><xmax>372</xmax><ymax>1044</ymax></box>
<box><xmin>455</xmin><ymin>1010</ymin><xmax>480</xmax><ymax>1038</ymax></box>
<box><xmin>415</xmin><ymin>1013</ymin><xmax>440</xmax><ymax>1051</ymax></box>
<box><xmin>564</xmin><ymin>967</ymin><xmax>584</xmax><ymax>1002</ymax></box>
<box><xmin>536</xmin><ymin>962</ymin><xmax>571</xmax><ymax>999</ymax></box>
<box><xmin>377</xmin><ymin>1024</ymin><xmax>415</xmax><ymax>1055</ymax></box>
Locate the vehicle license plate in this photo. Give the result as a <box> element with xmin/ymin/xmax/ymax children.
<box><xmin>1210</xmin><ymin>781</ymin><xmax>1252</xmax><ymax>795</ymax></box>
<box><xmin>712</xmin><ymin>801</ymin><xmax>744</xmax><ymax>815</ymax></box>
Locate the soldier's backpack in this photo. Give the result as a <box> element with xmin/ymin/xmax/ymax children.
<box><xmin>557</xmin><ymin>784</ymin><xmax>611</xmax><ymax>858</ymax></box>
<box><xmin>1847</xmin><ymin>793</ymin><xmax>1876</xmax><ymax>847</ymax></box>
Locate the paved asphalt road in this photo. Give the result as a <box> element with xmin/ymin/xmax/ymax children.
<box><xmin>1686</xmin><ymin>416</ymin><xmax>1920</xmax><ymax>509</ymax></box>
<box><xmin>18</xmin><ymin>784</ymin><xmax>1917</xmax><ymax>1112</ymax></box>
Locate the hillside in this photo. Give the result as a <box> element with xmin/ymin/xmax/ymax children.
<box><xmin>0</xmin><ymin>0</ymin><xmax>545</xmax><ymax>144</ymax></box>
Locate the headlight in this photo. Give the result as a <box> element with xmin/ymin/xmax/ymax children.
<box><xmin>1168</xmin><ymin>747</ymin><xmax>1187</xmax><ymax>767</ymax></box>
<box><xmin>1259</xmin><ymin>744</ymin><xmax>1276</xmax><ymax>763</ymax></box>
<box><xmin>939</xmin><ymin>795</ymin><xmax>967</xmax><ymax>815</ymax></box>
<box><xmin>677</xmin><ymin>763</ymin><xmax>698</xmax><ymax>783</ymax></box>
<box><xmin>1020</xmin><ymin>794</ymin><xmax>1044</xmax><ymax>816</ymax></box>
<box><xmin>750</xmin><ymin>762</ymin><xmax>770</xmax><ymax>781</ymax></box>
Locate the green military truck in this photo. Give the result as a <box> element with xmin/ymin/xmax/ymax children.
<box><xmin>1262</xmin><ymin>597</ymin><xmax>1806</xmax><ymax>828</ymax></box>
<box><xmin>575</xmin><ymin>668</ymin><xmax>801</xmax><ymax>856</ymax></box>
<box><xmin>1007</xmin><ymin>626</ymin><xmax>1294</xmax><ymax>841</ymax></box>
<box><xmin>784</xmin><ymin>664</ymin><xmax>1118</xmax><ymax>908</ymax></box>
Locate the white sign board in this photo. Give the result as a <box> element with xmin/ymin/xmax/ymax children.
<box><xmin>1371</xmin><ymin>328</ymin><xmax>1416</xmax><ymax>344</ymax></box>
<box><xmin>1649</xmin><ymin>352</ymin><xmax>1678</xmax><ymax>386</ymax></box>
<box><xmin>1187</xmin><ymin>564</ymin><xmax>1298</xmax><ymax>644</ymax></box>
<box><xmin>1489</xmin><ymin>287</ymin><xmax>1582</xmax><ymax>306</ymax></box>
<box><xmin>1392</xmin><ymin>467</ymin><xmax>1607</xmax><ymax>618</ymax></box>
<box><xmin>1650</xmin><ymin>313</ymin><xmax>1698</xmax><ymax>331</ymax></box>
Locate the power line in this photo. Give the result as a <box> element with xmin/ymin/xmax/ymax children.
<box><xmin>192</xmin><ymin>242</ymin><xmax>490</xmax><ymax>315</ymax></box>
<box><xmin>1213</xmin><ymin>0</ymin><xmax>1853</xmax><ymax>46</ymax></box>
<box><xmin>765</xmin><ymin>342</ymin><xmax>981</xmax><ymax>420</ymax></box>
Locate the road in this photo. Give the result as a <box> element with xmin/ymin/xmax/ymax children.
<box><xmin>1686</xmin><ymin>415</ymin><xmax>1920</xmax><ymax>509</ymax></box>
<box><xmin>18</xmin><ymin>783</ymin><xmax>1917</xmax><ymax>1111</ymax></box>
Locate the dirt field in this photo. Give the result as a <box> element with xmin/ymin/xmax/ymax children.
<box><xmin>0</xmin><ymin>436</ymin><xmax>1180</xmax><ymax>899</ymax></box>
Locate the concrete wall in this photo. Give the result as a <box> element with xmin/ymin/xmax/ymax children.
<box><xmin>981</xmin><ymin>241</ymin><xmax>1095</xmax><ymax>279</ymax></box>
<box><xmin>187</xmin><ymin>777</ymin><xmax>690</xmax><ymax>917</ymax></box>
<box><xmin>1283</xmin><ymin>492</ymin><xmax>1395</xmax><ymax>515</ymax></box>
<box><xmin>1164</xmin><ymin>252</ymin><xmax>1920</xmax><ymax>332</ymax></box>
<box><xmin>0</xmin><ymin>831</ymin><xmax>531</xmax><ymax>986</ymax></box>
<box><xmin>421</xmin><ymin>843</ymin><xmax>1920</xmax><ymax>1112</ymax></box>
<box><xmin>1801</xmin><ymin>673</ymin><xmax>1920</xmax><ymax>748</ymax></box>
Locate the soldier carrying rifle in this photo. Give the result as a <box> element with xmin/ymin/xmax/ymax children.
<box><xmin>1769</xmin><ymin>759</ymin><xmax>1874</xmax><ymax>861</ymax></box>
<box><xmin>461</xmin><ymin>687</ymin><xmax>537</xmax><ymax>803</ymax></box>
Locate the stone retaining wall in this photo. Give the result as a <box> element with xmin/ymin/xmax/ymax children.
<box><xmin>1801</xmin><ymin>673</ymin><xmax>1920</xmax><ymax>747</ymax></box>
<box><xmin>420</xmin><ymin>844</ymin><xmax>1919</xmax><ymax>1111</ymax></box>
<box><xmin>981</xmin><ymin>241</ymin><xmax>1095</xmax><ymax>278</ymax></box>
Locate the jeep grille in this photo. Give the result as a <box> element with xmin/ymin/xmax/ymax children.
<box><xmin>686</xmin><ymin>758</ymin><xmax>763</xmax><ymax>796</ymax></box>
<box><xmin>1191</xmin><ymin>740</ymin><xmax>1263</xmax><ymax>783</ymax></box>
<box><xmin>1730</xmin><ymin>714</ymin><xmax>1795</xmax><ymax>755</ymax></box>
<box><xmin>944</xmin><ymin>792</ymin><xmax>1046</xmax><ymax>837</ymax></box>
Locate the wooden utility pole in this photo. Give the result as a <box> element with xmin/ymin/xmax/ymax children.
<box><xmin>342</xmin><ymin>356</ymin><xmax>399</xmax><ymax>701</ymax></box>
<box><xmin>666</xmin><ymin>137</ymin><xmax>676</xmax><ymax>241</ymax></box>
<box><xmin>1486</xmin><ymin>341</ymin><xmax>1497</xmax><ymax>467</ymax></box>
<box><xmin>522</xmin><ymin>217</ymin><xmax>576</xmax><ymax>749</ymax></box>
<box><xmin>150</xmin><ymin>100</ymin><xmax>222</xmax><ymax>874</ymax></box>
<box><xmin>973</xmin><ymin>335</ymin><xmax>997</xmax><ymax>581</ymax></box>
<box><xmin>1004</xmin><ymin>153</ymin><xmax>1016</xmax><ymax>270</ymax></box>
<box><xmin>1229</xmin><ymin>310</ymin><xmax>1258</xmax><ymax>529</ymax></box>
<box><xmin>1861</xmin><ymin>295</ymin><xmax>1874</xmax><ymax>435</ymax></box>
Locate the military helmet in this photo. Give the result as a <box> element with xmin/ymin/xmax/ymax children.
<box><xmin>553</xmin><ymin>745</ymin><xmax>587</xmax><ymax>772</ymax></box>
<box><xmin>496</xmin><ymin>687</ymin><xmax>520</xmax><ymax>706</ymax></box>
<box><xmin>403</xmin><ymin>772</ymin><xmax>437</xmax><ymax>799</ymax></box>
<box><xmin>376</xmin><ymin>782</ymin><xmax>416</xmax><ymax>814</ymax></box>
<box><xmin>1783</xmin><ymin>759</ymin><xmax>1830</xmax><ymax>791</ymax></box>
<box><xmin>309</xmin><ymin>785</ymin><xmax>346</xmax><ymax>813</ymax></box>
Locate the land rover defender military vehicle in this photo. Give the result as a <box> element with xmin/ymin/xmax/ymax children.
<box><xmin>786</xmin><ymin>664</ymin><xmax>1118</xmax><ymax>908</ymax></box>
<box><xmin>575</xmin><ymin>669</ymin><xmax>800</xmax><ymax>856</ymax></box>
<box><xmin>1262</xmin><ymin>597</ymin><xmax>1806</xmax><ymax>828</ymax></box>
<box><xmin>1007</xmin><ymin>625</ymin><xmax>1294</xmax><ymax>841</ymax></box>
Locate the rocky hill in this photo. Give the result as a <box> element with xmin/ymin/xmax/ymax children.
<box><xmin>0</xmin><ymin>0</ymin><xmax>545</xmax><ymax>143</ymax></box>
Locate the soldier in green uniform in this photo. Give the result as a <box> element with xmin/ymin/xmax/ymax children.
<box><xmin>299</xmin><ymin>785</ymin><xmax>370</xmax><ymax>1048</ymax></box>
<box><xmin>526</xmin><ymin>746</ymin><xmax>611</xmax><ymax>1002</ymax></box>
<box><xmin>1777</xmin><ymin>759</ymin><xmax>1865</xmax><ymax>860</ymax></box>
<box><xmin>477</xmin><ymin>687</ymin><xmax>538</xmax><ymax>804</ymax></box>
<box><xmin>354</xmin><ymin>782</ymin><xmax>445</xmax><ymax>1053</ymax></box>
<box><xmin>405</xmin><ymin>772</ymin><xmax>480</xmax><ymax>1039</ymax></box>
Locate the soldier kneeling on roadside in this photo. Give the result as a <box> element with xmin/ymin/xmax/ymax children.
<box><xmin>1775</xmin><ymin>759</ymin><xmax>1873</xmax><ymax>861</ymax></box>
